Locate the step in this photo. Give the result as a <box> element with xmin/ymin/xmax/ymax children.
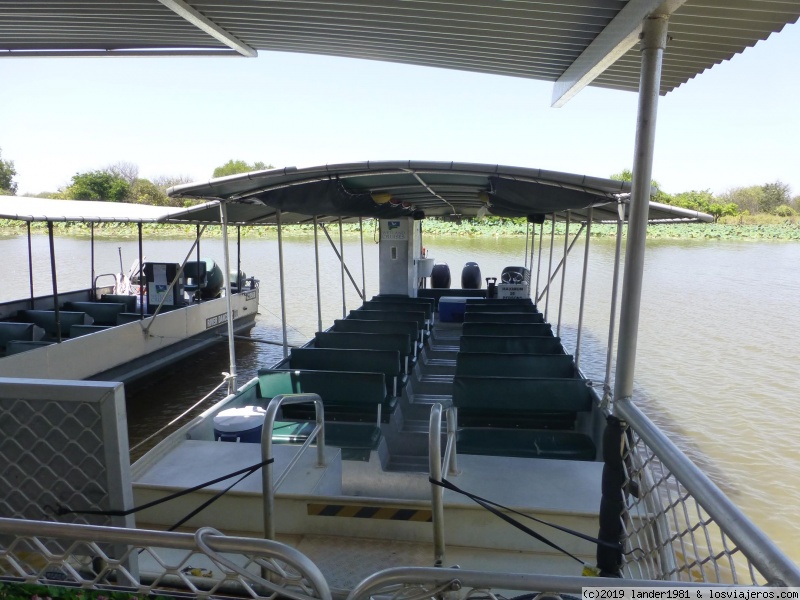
<box><xmin>385</xmin><ymin>454</ymin><xmax>429</xmax><ymax>472</ymax></box>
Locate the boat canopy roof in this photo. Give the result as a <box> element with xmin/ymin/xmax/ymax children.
<box><xmin>1</xmin><ymin>2</ymin><xmax>797</xmax><ymax>107</ymax></box>
<box><xmin>166</xmin><ymin>161</ymin><xmax>712</xmax><ymax>224</ymax></box>
<box><xmin>0</xmin><ymin>195</ymin><xmax>187</xmax><ymax>223</ymax></box>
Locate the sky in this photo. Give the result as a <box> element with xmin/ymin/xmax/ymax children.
<box><xmin>1</xmin><ymin>20</ymin><xmax>799</xmax><ymax>198</ymax></box>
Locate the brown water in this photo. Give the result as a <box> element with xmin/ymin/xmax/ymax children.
<box><xmin>2</xmin><ymin>231</ymin><xmax>799</xmax><ymax>565</ymax></box>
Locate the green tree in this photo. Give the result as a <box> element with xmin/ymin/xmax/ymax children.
<box><xmin>128</xmin><ymin>178</ymin><xmax>169</xmax><ymax>205</ymax></box>
<box><xmin>670</xmin><ymin>190</ymin><xmax>715</xmax><ymax>213</ymax></box>
<box><xmin>64</xmin><ymin>170</ymin><xmax>130</xmax><ymax>202</ymax></box>
<box><xmin>707</xmin><ymin>202</ymin><xmax>739</xmax><ymax>223</ymax></box>
<box><xmin>718</xmin><ymin>185</ymin><xmax>763</xmax><ymax>214</ymax></box>
<box><xmin>760</xmin><ymin>181</ymin><xmax>791</xmax><ymax>214</ymax></box>
<box><xmin>610</xmin><ymin>168</ymin><xmax>671</xmax><ymax>203</ymax></box>
<box><xmin>0</xmin><ymin>147</ymin><xmax>18</xmax><ymax>195</ymax></box>
<box><xmin>213</xmin><ymin>160</ymin><xmax>272</xmax><ymax>178</ymax></box>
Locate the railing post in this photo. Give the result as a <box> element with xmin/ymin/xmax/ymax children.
<box><xmin>429</xmin><ymin>403</ymin><xmax>445</xmax><ymax>567</ymax></box>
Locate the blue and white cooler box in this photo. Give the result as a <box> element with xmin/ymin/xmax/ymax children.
<box><xmin>213</xmin><ymin>405</ymin><xmax>267</xmax><ymax>443</ymax></box>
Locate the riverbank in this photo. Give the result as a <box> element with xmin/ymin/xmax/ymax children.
<box><xmin>1</xmin><ymin>217</ymin><xmax>799</xmax><ymax>241</ymax></box>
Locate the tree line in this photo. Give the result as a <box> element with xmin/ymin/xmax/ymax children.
<box><xmin>0</xmin><ymin>151</ymin><xmax>271</xmax><ymax>207</ymax></box>
<box><xmin>1</xmin><ymin>148</ymin><xmax>797</xmax><ymax>220</ymax></box>
<box><xmin>611</xmin><ymin>169</ymin><xmax>799</xmax><ymax>222</ymax></box>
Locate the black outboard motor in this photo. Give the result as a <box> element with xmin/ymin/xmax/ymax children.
<box><xmin>500</xmin><ymin>266</ymin><xmax>531</xmax><ymax>286</ymax></box>
<box><xmin>461</xmin><ymin>262</ymin><xmax>482</xmax><ymax>289</ymax></box>
<box><xmin>431</xmin><ymin>263</ymin><xmax>452</xmax><ymax>288</ymax></box>
<box><xmin>486</xmin><ymin>277</ymin><xmax>497</xmax><ymax>298</ymax></box>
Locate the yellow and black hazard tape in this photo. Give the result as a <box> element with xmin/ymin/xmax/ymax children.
<box><xmin>307</xmin><ymin>503</ymin><xmax>432</xmax><ymax>522</ymax></box>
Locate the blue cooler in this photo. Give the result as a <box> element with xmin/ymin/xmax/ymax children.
<box><xmin>439</xmin><ymin>296</ymin><xmax>469</xmax><ymax>323</ymax></box>
<box><xmin>213</xmin><ymin>406</ymin><xmax>266</xmax><ymax>443</ymax></box>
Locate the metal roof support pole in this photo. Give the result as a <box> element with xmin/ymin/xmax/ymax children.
<box><xmin>196</xmin><ymin>224</ymin><xmax>201</xmax><ymax>298</ymax></box>
<box><xmin>359</xmin><ymin>217</ymin><xmax>366</xmax><ymax>300</ymax></box>
<box><xmin>313</xmin><ymin>216</ymin><xmax>323</xmax><ymax>333</ymax></box>
<box><xmin>219</xmin><ymin>202</ymin><xmax>237</xmax><ymax>393</ymax></box>
<box><xmin>557</xmin><ymin>212</ymin><xmax>571</xmax><ymax>337</ymax></box>
<box><xmin>138</xmin><ymin>222</ymin><xmax>144</xmax><ymax>319</ymax></box>
<box><xmin>575</xmin><ymin>208</ymin><xmax>593</xmax><ymax>370</ymax></box>
<box><xmin>277</xmin><ymin>210</ymin><xmax>289</xmax><ymax>358</ymax></box>
<box><xmin>26</xmin><ymin>222</ymin><xmax>34</xmax><ymax>308</ymax></box>
<box><xmin>528</xmin><ymin>222</ymin><xmax>536</xmax><ymax>294</ymax></box>
<box><xmin>236</xmin><ymin>225</ymin><xmax>241</xmax><ymax>292</ymax></box>
<box><xmin>47</xmin><ymin>221</ymin><xmax>62</xmax><ymax>343</ymax></box>
<box><xmin>90</xmin><ymin>223</ymin><xmax>95</xmax><ymax>299</ymax></box>
<box><xmin>535</xmin><ymin>220</ymin><xmax>544</xmax><ymax>304</ymax></box>
<box><xmin>602</xmin><ymin>204</ymin><xmax>625</xmax><ymax>410</ymax></box>
<box><xmin>613</xmin><ymin>15</ymin><xmax>669</xmax><ymax>413</ymax></box>
<box><xmin>524</xmin><ymin>221</ymin><xmax>530</xmax><ymax>266</ymax></box>
<box><xmin>544</xmin><ymin>214</ymin><xmax>556</xmax><ymax>321</ymax></box>
<box><xmin>339</xmin><ymin>218</ymin><xmax>347</xmax><ymax>318</ymax></box>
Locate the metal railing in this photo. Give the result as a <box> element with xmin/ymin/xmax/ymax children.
<box><xmin>262</xmin><ymin>393</ymin><xmax>326</xmax><ymax>540</ymax></box>
<box><xmin>428</xmin><ymin>403</ymin><xmax>458</xmax><ymax>567</ymax></box>
<box><xmin>346</xmin><ymin>566</ymin><xmax>718</xmax><ymax>600</ymax></box>
<box><xmin>616</xmin><ymin>399</ymin><xmax>800</xmax><ymax>586</ymax></box>
<box><xmin>0</xmin><ymin>517</ymin><xmax>331</xmax><ymax>600</ymax></box>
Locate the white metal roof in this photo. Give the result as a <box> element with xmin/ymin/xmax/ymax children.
<box><xmin>0</xmin><ymin>196</ymin><xmax>185</xmax><ymax>223</ymax></box>
<box><xmin>2</xmin><ymin>1</ymin><xmax>798</xmax><ymax>105</ymax></box>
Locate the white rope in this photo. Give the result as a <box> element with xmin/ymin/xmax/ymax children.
<box><xmin>129</xmin><ymin>373</ymin><xmax>233</xmax><ymax>453</ymax></box>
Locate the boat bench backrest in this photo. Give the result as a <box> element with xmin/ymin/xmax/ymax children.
<box><xmin>464</xmin><ymin>303</ymin><xmax>538</xmax><ymax>313</ymax></box>
<box><xmin>117</xmin><ymin>312</ymin><xmax>144</xmax><ymax>325</ymax></box>
<box><xmin>288</xmin><ymin>347</ymin><xmax>403</xmax><ymax>396</ymax></box>
<box><xmin>462</xmin><ymin>312</ymin><xmax>544</xmax><ymax>324</ymax></box>
<box><xmin>18</xmin><ymin>310</ymin><xmax>93</xmax><ymax>338</ymax></box>
<box><xmin>455</xmin><ymin>352</ymin><xmax>576</xmax><ymax>378</ymax></box>
<box><xmin>361</xmin><ymin>300</ymin><xmax>432</xmax><ymax>320</ymax></box>
<box><xmin>0</xmin><ymin>322</ymin><xmax>44</xmax><ymax>353</ymax></box>
<box><xmin>65</xmin><ymin>301</ymin><xmax>127</xmax><ymax>326</ymax></box>
<box><xmin>462</xmin><ymin>322</ymin><xmax>553</xmax><ymax>337</ymax></box>
<box><xmin>350</xmin><ymin>309</ymin><xmax>426</xmax><ymax>328</ymax></box>
<box><xmin>452</xmin><ymin>375</ymin><xmax>593</xmax><ymax>427</ymax></box>
<box><xmin>101</xmin><ymin>294</ymin><xmax>138</xmax><ymax>312</ymax></box>
<box><xmin>371</xmin><ymin>295</ymin><xmax>435</xmax><ymax>312</ymax></box>
<box><xmin>466</xmin><ymin>298</ymin><xmax>534</xmax><ymax>306</ymax></box>
<box><xmin>70</xmin><ymin>324</ymin><xmax>112</xmax><ymax>338</ymax></box>
<box><xmin>457</xmin><ymin>428</ymin><xmax>596</xmax><ymax>461</ymax></box>
<box><xmin>332</xmin><ymin>318</ymin><xmax>419</xmax><ymax>341</ymax></box>
<box><xmin>418</xmin><ymin>288</ymin><xmax>486</xmax><ymax>305</ymax></box>
<box><xmin>459</xmin><ymin>335</ymin><xmax>565</xmax><ymax>355</ymax></box>
<box><xmin>5</xmin><ymin>340</ymin><xmax>55</xmax><ymax>355</ymax></box>
<box><xmin>257</xmin><ymin>368</ymin><xmax>392</xmax><ymax>423</ymax></box>
<box><xmin>314</xmin><ymin>331</ymin><xmax>413</xmax><ymax>359</ymax></box>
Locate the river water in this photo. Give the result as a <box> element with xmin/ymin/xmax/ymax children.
<box><xmin>1</xmin><ymin>229</ymin><xmax>799</xmax><ymax>566</ymax></box>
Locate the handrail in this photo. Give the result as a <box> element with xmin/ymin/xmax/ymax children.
<box><xmin>428</xmin><ymin>403</ymin><xmax>458</xmax><ymax>567</ymax></box>
<box><xmin>616</xmin><ymin>398</ymin><xmax>800</xmax><ymax>586</ymax></box>
<box><xmin>346</xmin><ymin>566</ymin><xmax>722</xmax><ymax>600</ymax></box>
<box><xmin>0</xmin><ymin>516</ymin><xmax>331</xmax><ymax>600</ymax></box>
<box><xmin>262</xmin><ymin>393</ymin><xmax>326</xmax><ymax>540</ymax></box>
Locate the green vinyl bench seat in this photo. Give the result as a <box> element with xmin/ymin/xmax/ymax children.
<box><xmin>65</xmin><ymin>301</ymin><xmax>127</xmax><ymax>326</ymax></box>
<box><xmin>332</xmin><ymin>319</ymin><xmax>420</xmax><ymax>354</ymax></box>
<box><xmin>452</xmin><ymin>375</ymin><xmax>593</xmax><ymax>429</ymax></box>
<box><xmin>457</xmin><ymin>428</ymin><xmax>596</xmax><ymax>461</ymax></box>
<box><xmin>314</xmin><ymin>331</ymin><xmax>415</xmax><ymax>372</ymax></box>
<box><xmin>455</xmin><ymin>352</ymin><xmax>576</xmax><ymax>378</ymax></box>
<box><xmin>462</xmin><ymin>311</ymin><xmax>544</xmax><ymax>324</ymax></box>
<box><xmin>348</xmin><ymin>310</ymin><xmax>427</xmax><ymax>344</ymax></box>
<box><xmin>462</xmin><ymin>322</ymin><xmax>553</xmax><ymax>337</ymax></box>
<box><xmin>361</xmin><ymin>300</ymin><xmax>433</xmax><ymax>322</ymax></box>
<box><xmin>272</xmin><ymin>420</ymin><xmax>382</xmax><ymax>460</ymax></box>
<box><xmin>459</xmin><ymin>335</ymin><xmax>565</xmax><ymax>355</ymax></box>
<box><xmin>371</xmin><ymin>295</ymin><xmax>435</xmax><ymax>312</ymax></box>
<box><xmin>0</xmin><ymin>322</ymin><xmax>44</xmax><ymax>353</ymax></box>
<box><xmin>101</xmin><ymin>294</ymin><xmax>138</xmax><ymax>312</ymax></box>
<box><xmin>18</xmin><ymin>310</ymin><xmax>93</xmax><ymax>339</ymax></box>
<box><xmin>418</xmin><ymin>288</ymin><xmax>486</xmax><ymax>305</ymax></box>
<box><xmin>5</xmin><ymin>340</ymin><xmax>56</xmax><ymax>355</ymax></box>
<box><xmin>117</xmin><ymin>312</ymin><xmax>144</xmax><ymax>324</ymax></box>
<box><xmin>284</xmin><ymin>347</ymin><xmax>405</xmax><ymax>397</ymax></box>
<box><xmin>70</xmin><ymin>324</ymin><xmax>113</xmax><ymax>338</ymax></box>
<box><xmin>258</xmin><ymin>368</ymin><xmax>394</xmax><ymax>423</ymax></box>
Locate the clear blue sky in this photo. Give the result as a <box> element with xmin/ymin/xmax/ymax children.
<box><xmin>2</xmin><ymin>21</ymin><xmax>798</xmax><ymax>198</ymax></box>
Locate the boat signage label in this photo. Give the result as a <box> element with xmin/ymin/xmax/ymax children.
<box><xmin>498</xmin><ymin>284</ymin><xmax>529</xmax><ymax>299</ymax></box>
<box><xmin>206</xmin><ymin>310</ymin><xmax>238</xmax><ymax>329</ymax></box>
<box><xmin>245</xmin><ymin>291</ymin><xmax>257</xmax><ymax>301</ymax></box>
<box><xmin>382</xmin><ymin>220</ymin><xmax>408</xmax><ymax>241</ymax></box>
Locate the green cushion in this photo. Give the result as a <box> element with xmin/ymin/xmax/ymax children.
<box><xmin>455</xmin><ymin>353</ymin><xmax>575</xmax><ymax>378</ymax></box>
<box><xmin>362</xmin><ymin>300</ymin><xmax>432</xmax><ymax>320</ymax></box>
<box><xmin>463</xmin><ymin>312</ymin><xmax>544</xmax><ymax>323</ymax></box>
<box><xmin>458</xmin><ymin>428</ymin><xmax>596</xmax><ymax>461</ymax></box>
<box><xmin>462</xmin><ymin>322</ymin><xmax>553</xmax><ymax>337</ymax></box>
<box><xmin>65</xmin><ymin>301</ymin><xmax>126</xmax><ymax>325</ymax></box>
<box><xmin>288</xmin><ymin>347</ymin><xmax>404</xmax><ymax>395</ymax></box>
<box><xmin>19</xmin><ymin>310</ymin><xmax>92</xmax><ymax>338</ymax></box>
<box><xmin>459</xmin><ymin>335</ymin><xmax>564</xmax><ymax>355</ymax></box>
